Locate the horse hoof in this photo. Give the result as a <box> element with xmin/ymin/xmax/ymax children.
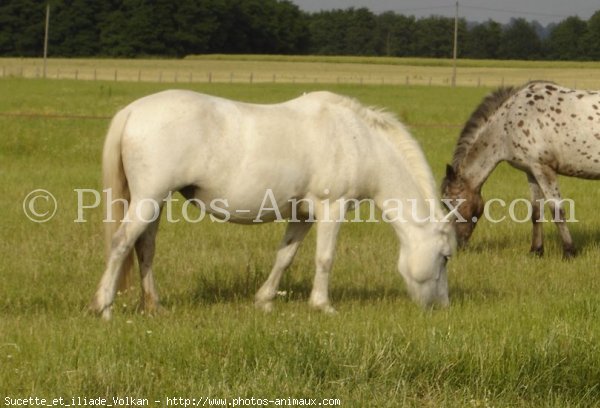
<box><xmin>562</xmin><ymin>248</ymin><xmax>577</xmax><ymax>259</ymax></box>
<box><xmin>529</xmin><ymin>247</ymin><xmax>544</xmax><ymax>257</ymax></box>
<box><xmin>89</xmin><ymin>296</ymin><xmax>112</xmax><ymax>320</ymax></box>
<box><xmin>320</xmin><ymin>305</ymin><xmax>338</xmax><ymax>314</ymax></box>
<box><xmin>141</xmin><ymin>303</ymin><xmax>166</xmax><ymax>317</ymax></box>
<box><xmin>100</xmin><ymin>307</ymin><xmax>112</xmax><ymax>321</ymax></box>
<box><xmin>254</xmin><ymin>300</ymin><xmax>274</xmax><ymax>313</ymax></box>
<box><xmin>310</xmin><ymin>302</ymin><xmax>337</xmax><ymax>314</ymax></box>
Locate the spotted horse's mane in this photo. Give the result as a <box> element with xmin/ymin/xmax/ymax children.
<box><xmin>451</xmin><ymin>81</ymin><xmax>554</xmax><ymax>171</ymax></box>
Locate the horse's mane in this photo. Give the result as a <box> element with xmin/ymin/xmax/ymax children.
<box><xmin>452</xmin><ymin>83</ymin><xmax>528</xmax><ymax>170</ymax></box>
<box><xmin>327</xmin><ymin>93</ymin><xmax>442</xmax><ymax>212</ymax></box>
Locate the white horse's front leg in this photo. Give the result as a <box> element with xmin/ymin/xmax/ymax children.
<box><xmin>255</xmin><ymin>221</ymin><xmax>312</xmax><ymax>312</ymax></box>
<box><xmin>309</xmin><ymin>202</ymin><xmax>344</xmax><ymax>313</ymax></box>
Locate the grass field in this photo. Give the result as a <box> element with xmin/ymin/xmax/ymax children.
<box><xmin>1</xmin><ymin>64</ymin><xmax>600</xmax><ymax>407</ymax></box>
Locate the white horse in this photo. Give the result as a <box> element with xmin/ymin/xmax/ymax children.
<box><xmin>91</xmin><ymin>90</ymin><xmax>455</xmax><ymax>319</ymax></box>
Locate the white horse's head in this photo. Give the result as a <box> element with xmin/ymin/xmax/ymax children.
<box><xmin>398</xmin><ymin>223</ymin><xmax>455</xmax><ymax>308</ymax></box>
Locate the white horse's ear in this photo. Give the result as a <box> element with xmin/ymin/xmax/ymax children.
<box><xmin>445</xmin><ymin>164</ymin><xmax>456</xmax><ymax>180</ymax></box>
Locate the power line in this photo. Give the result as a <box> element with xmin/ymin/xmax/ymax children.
<box><xmin>394</xmin><ymin>5</ymin><xmax>456</xmax><ymax>13</ymax></box>
<box><xmin>461</xmin><ymin>5</ymin><xmax>569</xmax><ymax>19</ymax></box>
<box><xmin>392</xmin><ymin>2</ymin><xmax>575</xmax><ymax>20</ymax></box>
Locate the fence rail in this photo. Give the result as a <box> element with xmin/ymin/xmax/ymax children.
<box><xmin>2</xmin><ymin>59</ymin><xmax>600</xmax><ymax>89</ymax></box>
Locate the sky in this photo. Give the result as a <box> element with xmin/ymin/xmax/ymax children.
<box><xmin>290</xmin><ymin>0</ymin><xmax>600</xmax><ymax>24</ymax></box>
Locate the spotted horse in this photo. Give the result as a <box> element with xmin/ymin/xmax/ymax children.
<box><xmin>442</xmin><ymin>81</ymin><xmax>600</xmax><ymax>257</ymax></box>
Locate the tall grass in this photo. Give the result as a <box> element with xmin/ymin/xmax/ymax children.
<box><xmin>1</xmin><ymin>78</ymin><xmax>599</xmax><ymax>406</ymax></box>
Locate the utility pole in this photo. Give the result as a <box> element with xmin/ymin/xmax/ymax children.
<box><xmin>451</xmin><ymin>1</ymin><xmax>458</xmax><ymax>87</ymax></box>
<box><xmin>43</xmin><ymin>2</ymin><xmax>50</xmax><ymax>79</ymax></box>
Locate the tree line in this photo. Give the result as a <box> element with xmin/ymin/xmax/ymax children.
<box><xmin>1</xmin><ymin>0</ymin><xmax>599</xmax><ymax>60</ymax></box>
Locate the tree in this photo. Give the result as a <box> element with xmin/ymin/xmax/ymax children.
<box><xmin>413</xmin><ymin>16</ymin><xmax>466</xmax><ymax>58</ymax></box>
<box><xmin>546</xmin><ymin>16</ymin><xmax>587</xmax><ymax>60</ymax></box>
<box><xmin>170</xmin><ymin>0</ymin><xmax>226</xmax><ymax>56</ymax></box>
<box><xmin>463</xmin><ymin>20</ymin><xmax>502</xmax><ymax>59</ymax></box>
<box><xmin>584</xmin><ymin>10</ymin><xmax>600</xmax><ymax>60</ymax></box>
<box><xmin>308</xmin><ymin>8</ymin><xmax>378</xmax><ymax>56</ymax></box>
<box><xmin>214</xmin><ymin>0</ymin><xmax>307</xmax><ymax>54</ymax></box>
<box><xmin>498</xmin><ymin>18</ymin><xmax>542</xmax><ymax>60</ymax></box>
<box><xmin>0</xmin><ymin>0</ymin><xmax>45</xmax><ymax>56</ymax></box>
<box><xmin>376</xmin><ymin>12</ymin><xmax>416</xmax><ymax>57</ymax></box>
<box><xmin>308</xmin><ymin>10</ymin><xmax>347</xmax><ymax>55</ymax></box>
<box><xmin>49</xmin><ymin>0</ymin><xmax>102</xmax><ymax>56</ymax></box>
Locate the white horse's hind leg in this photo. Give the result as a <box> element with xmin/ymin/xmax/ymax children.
<box><xmin>309</xmin><ymin>203</ymin><xmax>344</xmax><ymax>313</ymax></box>
<box><xmin>135</xmin><ymin>215</ymin><xmax>161</xmax><ymax>314</ymax></box>
<box><xmin>255</xmin><ymin>221</ymin><xmax>312</xmax><ymax>312</ymax></box>
<box><xmin>92</xmin><ymin>199</ymin><xmax>160</xmax><ymax>320</ymax></box>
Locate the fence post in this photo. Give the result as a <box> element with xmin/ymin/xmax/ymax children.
<box><xmin>114</xmin><ymin>70</ymin><xmax>117</xmax><ymax>81</ymax></box>
<box><xmin>138</xmin><ymin>70</ymin><xmax>141</xmax><ymax>82</ymax></box>
<box><xmin>249</xmin><ymin>72</ymin><xmax>253</xmax><ymax>84</ymax></box>
<box><xmin>75</xmin><ymin>69</ymin><xmax>78</xmax><ymax>80</ymax></box>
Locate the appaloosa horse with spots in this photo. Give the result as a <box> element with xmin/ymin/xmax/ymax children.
<box><xmin>442</xmin><ymin>81</ymin><xmax>600</xmax><ymax>257</ymax></box>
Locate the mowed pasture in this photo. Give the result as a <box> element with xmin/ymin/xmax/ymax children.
<box><xmin>1</xmin><ymin>60</ymin><xmax>600</xmax><ymax>406</ymax></box>
<box><xmin>4</xmin><ymin>55</ymin><xmax>600</xmax><ymax>88</ymax></box>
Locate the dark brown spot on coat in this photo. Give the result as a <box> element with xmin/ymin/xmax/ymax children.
<box><xmin>546</xmin><ymin>85</ymin><xmax>557</xmax><ymax>91</ymax></box>
<box><xmin>534</xmin><ymin>95</ymin><xmax>545</xmax><ymax>101</ymax></box>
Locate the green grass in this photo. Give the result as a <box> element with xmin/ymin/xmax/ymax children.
<box><xmin>1</xmin><ymin>77</ymin><xmax>600</xmax><ymax>406</ymax></box>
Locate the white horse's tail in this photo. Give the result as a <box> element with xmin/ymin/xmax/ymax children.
<box><xmin>102</xmin><ymin>109</ymin><xmax>133</xmax><ymax>291</ymax></box>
